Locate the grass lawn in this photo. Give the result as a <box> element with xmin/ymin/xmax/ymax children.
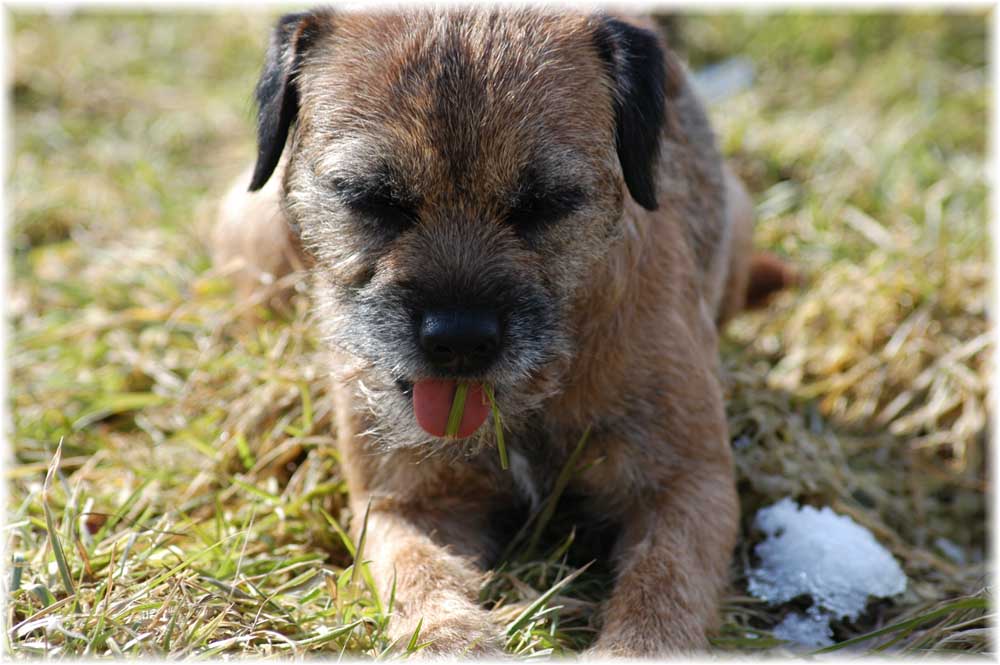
<box><xmin>7</xmin><ymin>9</ymin><xmax>990</xmax><ymax>657</ymax></box>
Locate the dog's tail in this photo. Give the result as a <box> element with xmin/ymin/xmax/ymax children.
<box><xmin>744</xmin><ymin>252</ymin><xmax>797</xmax><ymax>309</ymax></box>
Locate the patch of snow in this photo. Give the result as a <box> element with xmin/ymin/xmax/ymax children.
<box><xmin>746</xmin><ymin>498</ymin><xmax>908</xmax><ymax>647</ymax></box>
<box><xmin>772</xmin><ymin>609</ymin><xmax>834</xmax><ymax>648</ymax></box>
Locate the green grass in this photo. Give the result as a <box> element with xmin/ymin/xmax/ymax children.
<box><xmin>7</xmin><ymin>10</ymin><xmax>990</xmax><ymax>657</ymax></box>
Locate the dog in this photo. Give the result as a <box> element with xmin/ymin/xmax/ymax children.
<box><xmin>213</xmin><ymin>7</ymin><xmax>790</xmax><ymax>656</ymax></box>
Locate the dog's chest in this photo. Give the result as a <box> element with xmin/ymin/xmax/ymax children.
<box><xmin>507</xmin><ymin>448</ymin><xmax>543</xmax><ymax>509</ymax></box>
<box><xmin>497</xmin><ymin>430</ymin><xmax>622</xmax><ymax>565</ymax></box>
<box><xmin>503</xmin><ymin>422</ymin><xmax>564</xmax><ymax>509</ymax></box>
<box><xmin>502</xmin><ymin>423</ymin><xmax>639</xmax><ymax>523</ymax></box>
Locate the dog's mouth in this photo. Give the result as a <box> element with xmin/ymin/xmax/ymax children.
<box><xmin>410</xmin><ymin>379</ymin><xmax>491</xmax><ymax>439</ymax></box>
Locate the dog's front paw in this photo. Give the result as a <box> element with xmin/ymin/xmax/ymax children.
<box><xmin>395</xmin><ymin>607</ymin><xmax>505</xmax><ymax>659</ymax></box>
<box><xmin>585</xmin><ymin>619</ymin><xmax>707</xmax><ymax>659</ymax></box>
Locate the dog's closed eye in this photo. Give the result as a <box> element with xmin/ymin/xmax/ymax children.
<box><xmin>332</xmin><ymin>174</ymin><xmax>420</xmax><ymax>232</ymax></box>
<box><xmin>354</xmin><ymin>193</ymin><xmax>419</xmax><ymax>230</ymax></box>
<box><xmin>506</xmin><ymin>172</ymin><xmax>585</xmax><ymax>234</ymax></box>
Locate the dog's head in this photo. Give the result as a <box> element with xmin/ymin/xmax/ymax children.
<box><xmin>249</xmin><ymin>8</ymin><xmax>675</xmax><ymax>448</ymax></box>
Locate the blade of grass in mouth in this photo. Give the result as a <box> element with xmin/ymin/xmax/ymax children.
<box><xmin>483</xmin><ymin>384</ymin><xmax>508</xmax><ymax>470</ymax></box>
<box><xmin>444</xmin><ymin>382</ymin><xmax>469</xmax><ymax>438</ymax></box>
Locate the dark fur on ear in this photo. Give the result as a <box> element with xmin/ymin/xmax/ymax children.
<box><xmin>249</xmin><ymin>11</ymin><xmax>331</xmax><ymax>192</ymax></box>
<box><xmin>592</xmin><ymin>17</ymin><xmax>670</xmax><ymax>211</ymax></box>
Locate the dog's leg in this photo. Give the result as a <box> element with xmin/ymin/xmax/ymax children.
<box><xmin>356</xmin><ymin>501</ymin><xmax>505</xmax><ymax>657</ymax></box>
<box><xmin>716</xmin><ymin>163</ymin><xmax>796</xmax><ymax>325</ymax></box>
<box><xmin>715</xmin><ymin>163</ymin><xmax>754</xmax><ymax>326</ymax></box>
<box><xmin>591</xmin><ymin>465</ymin><xmax>738</xmax><ymax>656</ymax></box>
<box><xmin>583</xmin><ymin>374</ymin><xmax>739</xmax><ymax>660</ymax></box>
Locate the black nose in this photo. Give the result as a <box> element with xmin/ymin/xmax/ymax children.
<box><xmin>419</xmin><ymin>310</ymin><xmax>501</xmax><ymax>373</ymax></box>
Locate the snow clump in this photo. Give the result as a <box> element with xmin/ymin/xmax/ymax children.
<box><xmin>746</xmin><ymin>498</ymin><xmax>907</xmax><ymax>647</ymax></box>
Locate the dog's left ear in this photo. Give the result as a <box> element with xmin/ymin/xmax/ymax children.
<box><xmin>592</xmin><ymin>16</ymin><xmax>675</xmax><ymax>211</ymax></box>
<box><xmin>249</xmin><ymin>11</ymin><xmax>332</xmax><ymax>192</ymax></box>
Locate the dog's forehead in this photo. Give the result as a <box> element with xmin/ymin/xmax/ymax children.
<box><xmin>298</xmin><ymin>9</ymin><xmax>616</xmax><ymax>201</ymax></box>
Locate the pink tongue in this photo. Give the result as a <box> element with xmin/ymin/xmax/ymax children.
<box><xmin>413</xmin><ymin>379</ymin><xmax>490</xmax><ymax>439</ymax></box>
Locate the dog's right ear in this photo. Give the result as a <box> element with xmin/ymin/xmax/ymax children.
<box><xmin>249</xmin><ymin>11</ymin><xmax>332</xmax><ymax>192</ymax></box>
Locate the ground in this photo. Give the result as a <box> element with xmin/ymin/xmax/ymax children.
<box><xmin>7</xmin><ymin>10</ymin><xmax>990</xmax><ymax>657</ymax></box>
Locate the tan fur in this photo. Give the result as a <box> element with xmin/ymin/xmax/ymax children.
<box><xmin>212</xmin><ymin>161</ymin><xmax>309</xmax><ymax>307</ymax></box>
<box><xmin>717</xmin><ymin>163</ymin><xmax>755</xmax><ymax>325</ymax></box>
<box><xmin>212</xmin><ymin>8</ymin><xmax>785</xmax><ymax>657</ymax></box>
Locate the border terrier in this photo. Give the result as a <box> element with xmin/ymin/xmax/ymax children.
<box><xmin>213</xmin><ymin>7</ymin><xmax>791</xmax><ymax>656</ymax></box>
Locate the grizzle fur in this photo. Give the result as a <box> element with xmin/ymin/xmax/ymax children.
<box><xmin>213</xmin><ymin>7</ymin><xmax>768</xmax><ymax>656</ymax></box>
